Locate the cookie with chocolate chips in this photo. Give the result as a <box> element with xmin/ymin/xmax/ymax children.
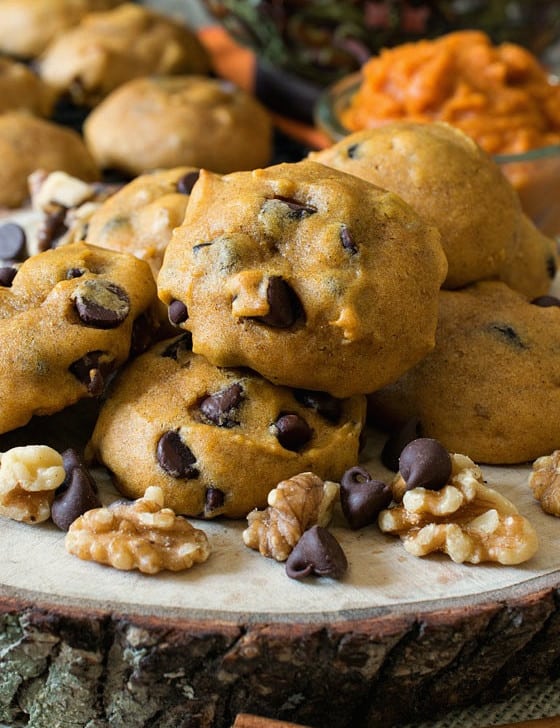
<box><xmin>0</xmin><ymin>241</ymin><xmax>158</xmax><ymax>434</ymax></box>
<box><xmin>157</xmin><ymin>160</ymin><xmax>447</xmax><ymax>398</ymax></box>
<box><xmin>368</xmin><ymin>280</ymin><xmax>560</xmax><ymax>464</ymax></box>
<box><xmin>85</xmin><ymin>167</ymin><xmax>200</xmax><ymax>277</ymax></box>
<box><xmin>86</xmin><ymin>334</ymin><xmax>366</xmax><ymax>518</ymax></box>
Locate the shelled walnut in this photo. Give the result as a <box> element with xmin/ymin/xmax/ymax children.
<box><xmin>379</xmin><ymin>453</ymin><xmax>538</xmax><ymax>564</ymax></box>
<box><xmin>243</xmin><ymin>472</ymin><xmax>339</xmax><ymax>561</ymax></box>
<box><xmin>65</xmin><ymin>486</ymin><xmax>210</xmax><ymax>574</ymax></box>
<box><xmin>530</xmin><ymin>450</ymin><xmax>560</xmax><ymax>516</ymax></box>
<box><xmin>0</xmin><ymin>445</ymin><xmax>65</xmax><ymax>524</ymax></box>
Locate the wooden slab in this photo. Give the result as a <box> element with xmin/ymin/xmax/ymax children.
<box><xmin>1</xmin><ymin>411</ymin><xmax>560</xmax><ymax>728</ymax></box>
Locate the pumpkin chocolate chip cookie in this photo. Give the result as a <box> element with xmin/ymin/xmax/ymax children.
<box><xmin>157</xmin><ymin>159</ymin><xmax>448</xmax><ymax>398</ymax></box>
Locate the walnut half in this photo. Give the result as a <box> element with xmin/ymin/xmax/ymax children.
<box><xmin>379</xmin><ymin>453</ymin><xmax>538</xmax><ymax>565</ymax></box>
<box><xmin>0</xmin><ymin>445</ymin><xmax>65</xmax><ymax>524</ymax></box>
<box><xmin>65</xmin><ymin>486</ymin><xmax>211</xmax><ymax>574</ymax></box>
<box><xmin>530</xmin><ymin>450</ymin><xmax>560</xmax><ymax>516</ymax></box>
<box><xmin>243</xmin><ymin>472</ymin><xmax>339</xmax><ymax>561</ymax></box>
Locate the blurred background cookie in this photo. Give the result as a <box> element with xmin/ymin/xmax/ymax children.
<box><xmin>0</xmin><ymin>58</ymin><xmax>57</xmax><ymax>117</ymax></box>
<box><xmin>83</xmin><ymin>75</ymin><xmax>273</xmax><ymax>175</ymax></box>
<box><xmin>37</xmin><ymin>3</ymin><xmax>211</xmax><ymax>107</ymax></box>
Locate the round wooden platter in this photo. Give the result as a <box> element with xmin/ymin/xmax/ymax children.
<box><xmin>1</xmin><ymin>409</ymin><xmax>560</xmax><ymax>728</ymax></box>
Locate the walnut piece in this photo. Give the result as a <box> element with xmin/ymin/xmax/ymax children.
<box><xmin>0</xmin><ymin>445</ymin><xmax>65</xmax><ymax>524</ymax></box>
<box><xmin>379</xmin><ymin>453</ymin><xmax>538</xmax><ymax>565</ymax></box>
<box><xmin>65</xmin><ymin>486</ymin><xmax>210</xmax><ymax>574</ymax></box>
<box><xmin>242</xmin><ymin>472</ymin><xmax>339</xmax><ymax>561</ymax></box>
<box><xmin>530</xmin><ymin>450</ymin><xmax>560</xmax><ymax>516</ymax></box>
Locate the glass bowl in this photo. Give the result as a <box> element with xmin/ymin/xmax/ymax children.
<box><xmin>314</xmin><ymin>72</ymin><xmax>560</xmax><ymax>239</ymax></box>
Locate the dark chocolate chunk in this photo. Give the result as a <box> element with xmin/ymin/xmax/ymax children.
<box><xmin>255</xmin><ymin>276</ymin><xmax>303</xmax><ymax>328</ymax></box>
<box><xmin>0</xmin><ymin>222</ymin><xmax>26</xmax><ymax>261</ymax></box>
<box><xmin>51</xmin><ymin>448</ymin><xmax>101</xmax><ymax>531</ymax></box>
<box><xmin>205</xmin><ymin>487</ymin><xmax>225</xmax><ymax>512</ymax></box>
<box><xmin>200</xmin><ymin>383</ymin><xmax>243</xmax><ymax>427</ymax></box>
<box><xmin>176</xmin><ymin>170</ymin><xmax>200</xmax><ymax>194</ymax></box>
<box><xmin>487</xmin><ymin>322</ymin><xmax>527</xmax><ymax>349</ymax></box>
<box><xmin>286</xmin><ymin>526</ymin><xmax>348</xmax><ymax>580</ymax></box>
<box><xmin>381</xmin><ymin>417</ymin><xmax>423</xmax><ymax>472</ymax></box>
<box><xmin>340</xmin><ymin>466</ymin><xmax>392</xmax><ymax>529</ymax></box>
<box><xmin>399</xmin><ymin>438</ymin><xmax>452</xmax><ymax>492</ymax></box>
<box><xmin>168</xmin><ymin>299</ymin><xmax>188</xmax><ymax>325</ymax></box>
<box><xmin>157</xmin><ymin>430</ymin><xmax>198</xmax><ymax>479</ymax></box>
<box><xmin>347</xmin><ymin>143</ymin><xmax>360</xmax><ymax>159</ymax></box>
<box><xmin>37</xmin><ymin>206</ymin><xmax>67</xmax><ymax>252</ymax></box>
<box><xmin>72</xmin><ymin>279</ymin><xmax>130</xmax><ymax>329</ymax></box>
<box><xmin>69</xmin><ymin>350</ymin><xmax>114</xmax><ymax>395</ymax></box>
<box><xmin>0</xmin><ymin>266</ymin><xmax>17</xmax><ymax>287</ymax></box>
<box><xmin>531</xmin><ymin>295</ymin><xmax>560</xmax><ymax>308</ymax></box>
<box><xmin>273</xmin><ymin>412</ymin><xmax>312</xmax><ymax>451</ymax></box>
<box><xmin>273</xmin><ymin>196</ymin><xmax>317</xmax><ymax>219</ymax></box>
<box><xmin>161</xmin><ymin>333</ymin><xmax>193</xmax><ymax>359</ymax></box>
<box><xmin>340</xmin><ymin>224</ymin><xmax>358</xmax><ymax>255</ymax></box>
<box><xmin>66</xmin><ymin>267</ymin><xmax>86</xmax><ymax>279</ymax></box>
<box><xmin>293</xmin><ymin>389</ymin><xmax>342</xmax><ymax>423</ymax></box>
<box><xmin>547</xmin><ymin>255</ymin><xmax>557</xmax><ymax>279</ymax></box>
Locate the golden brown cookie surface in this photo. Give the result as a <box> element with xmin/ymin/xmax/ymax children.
<box><xmin>0</xmin><ymin>113</ymin><xmax>99</xmax><ymax>208</ymax></box>
<box><xmin>310</xmin><ymin>122</ymin><xmax>557</xmax><ymax>296</ymax></box>
<box><xmin>0</xmin><ymin>241</ymin><xmax>158</xmax><ymax>434</ymax></box>
<box><xmin>0</xmin><ymin>58</ymin><xmax>56</xmax><ymax>116</ymax></box>
<box><xmin>38</xmin><ymin>3</ymin><xmax>211</xmax><ymax>106</ymax></box>
<box><xmin>83</xmin><ymin>75</ymin><xmax>273</xmax><ymax>176</ymax></box>
<box><xmin>368</xmin><ymin>281</ymin><xmax>560</xmax><ymax>464</ymax></box>
<box><xmin>87</xmin><ymin>334</ymin><xmax>366</xmax><ymax>518</ymax></box>
<box><xmin>157</xmin><ymin>160</ymin><xmax>447</xmax><ymax>398</ymax></box>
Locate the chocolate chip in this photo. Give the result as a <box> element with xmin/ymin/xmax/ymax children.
<box><xmin>200</xmin><ymin>383</ymin><xmax>243</xmax><ymax>427</ymax></box>
<box><xmin>205</xmin><ymin>487</ymin><xmax>225</xmax><ymax>512</ymax></box>
<box><xmin>37</xmin><ymin>206</ymin><xmax>67</xmax><ymax>252</ymax></box>
<box><xmin>161</xmin><ymin>333</ymin><xmax>193</xmax><ymax>359</ymax></box>
<box><xmin>66</xmin><ymin>268</ymin><xmax>86</xmax><ymax>279</ymax></box>
<box><xmin>547</xmin><ymin>255</ymin><xmax>557</xmax><ymax>279</ymax></box>
<box><xmin>399</xmin><ymin>438</ymin><xmax>451</xmax><ymax>492</ymax></box>
<box><xmin>0</xmin><ymin>222</ymin><xmax>26</xmax><ymax>261</ymax></box>
<box><xmin>340</xmin><ymin>224</ymin><xmax>358</xmax><ymax>255</ymax></box>
<box><xmin>273</xmin><ymin>196</ymin><xmax>317</xmax><ymax>219</ymax></box>
<box><xmin>286</xmin><ymin>526</ymin><xmax>348</xmax><ymax>580</ymax></box>
<box><xmin>157</xmin><ymin>430</ymin><xmax>198</xmax><ymax>479</ymax></box>
<box><xmin>168</xmin><ymin>299</ymin><xmax>188</xmax><ymax>325</ymax></box>
<box><xmin>293</xmin><ymin>389</ymin><xmax>342</xmax><ymax>423</ymax></box>
<box><xmin>531</xmin><ymin>295</ymin><xmax>560</xmax><ymax>308</ymax></box>
<box><xmin>347</xmin><ymin>143</ymin><xmax>360</xmax><ymax>159</ymax></box>
<box><xmin>130</xmin><ymin>313</ymin><xmax>153</xmax><ymax>357</ymax></box>
<box><xmin>340</xmin><ymin>466</ymin><xmax>392</xmax><ymax>529</ymax></box>
<box><xmin>72</xmin><ymin>279</ymin><xmax>130</xmax><ymax>329</ymax></box>
<box><xmin>255</xmin><ymin>276</ymin><xmax>303</xmax><ymax>328</ymax></box>
<box><xmin>69</xmin><ymin>350</ymin><xmax>114</xmax><ymax>395</ymax></box>
<box><xmin>487</xmin><ymin>322</ymin><xmax>527</xmax><ymax>349</ymax></box>
<box><xmin>51</xmin><ymin>448</ymin><xmax>101</xmax><ymax>531</ymax></box>
<box><xmin>0</xmin><ymin>266</ymin><xmax>17</xmax><ymax>287</ymax></box>
<box><xmin>272</xmin><ymin>412</ymin><xmax>312</xmax><ymax>451</ymax></box>
<box><xmin>381</xmin><ymin>417</ymin><xmax>423</xmax><ymax>472</ymax></box>
<box><xmin>176</xmin><ymin>170</ymin><xmax>200</xmax><ymax>194</ymax></box>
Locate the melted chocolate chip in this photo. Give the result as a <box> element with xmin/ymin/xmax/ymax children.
<box><xmin>51</xmin><ymin>448</ymin><xmax>101</xmax><ymax>531</ymax></box>
<box><xmin>399</xmin><ymin>438</ymin><xmax>451</xmax><ymax>492</ymax></box>
<box><xmin>161</xmin><ymin>333</ymin><xmax>193</xmax><ymax>359</ymax></box>
<box><xmin>547</xmin><ymin>255</ymin><xmax>557</xmax><ymax>279</ymax></box>
<box><xmin>157</xmin><ymin>430</ymin><xmax>198</xmax><ymax>478</ymax></box>
<box><xmin>286</xmin><ymin>526</ymin><xmax>348</xmax><ymax>580</ymax></box>
<box><xmin>531</xmin><ymin>295</ymin><xmax>560</xmax><ymax>308</ymax></box>
<box><xmin>293</xmin><ymin>389</ymin><xmax>342</xmax><ymax>423</ymax></box>
<box><xmin>0</xmin><ymin>266</ymin><xmax>17</xmax><ymax>287</ymax></box>
<box><xmin>273</xmin><ymin>196</ymin><xmax>317</xmax><ymax>219</ymax></box>
<box><xmin>176</xmin><ymin>170</ymin><xmax>200</xmax><ymax>194</ymax></box>
<box><xmin>347</xmin><ymin>143</ymin><xmax>360</xmax><ymax>159</ymax></box>
<box><xmin>168</xmin><ymin>299</ymin><xmax>188</xmax><ymax>325</ymax></box>
<box><xmin>73</xmin><ymin>280</ymin><xmax>130</xmax><ymax>329</ymax></box>
<box><xmin>66</xmin><ymin>267</ymin><xmax>86</xmax><ymax>279</ymax></box>
<box><xmin>340</xmin><ymin>224</ymin><xmax>358</xmax><ymax>255</ymax></box>
<box><xmin>273</xmin><ymin>412</ymin><xmax>312</xmax><ymax>451</ymax></box>
<box><xmin>37</xmin><ymin>206</ymin><xmax>67</xmax><ymax>252</ymax></box>
<box><xmin>255</xmin><ymin>276</ymin><xmax>303</xmax><ymax>328</ymax></box>
<box><xmin>0</xmin><ymin>222</ymin><xmax>26</xmax><ymax>261</ymax></box>
<box><xmin>381</xmin><ymin>417</ymin><xmax>423</xmax><ymax>472</ymax></box>
<box><xmin>69</xmin><ymin>350</ymin><xmax>115</xmax><ymax>395</ymax></box>
<box><xmin>200</xmin><ymin>383</ymin><xmax>243</xmax><ymax>427</ymax></box>
<box><xmin>487</xmin><ymin>323</ymin><xmax>527</xmax><ymax>349</ymax></box>
<box><xmin>340</xmin><ymin>466</ymin><xmax>392</xmax><ymax>529</ymax></box>
<box><xmin>205</xmin><ymin>487</ymin><xmax>225</xmax><ymax>512</ymax></box>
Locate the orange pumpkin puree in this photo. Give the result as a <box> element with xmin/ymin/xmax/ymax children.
<box><xmin>342</xmin><ymin>30</ymin><xmax>560</xmax><ymax>156</ymax></box>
